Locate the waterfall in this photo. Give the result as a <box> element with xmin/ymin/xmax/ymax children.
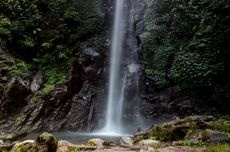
<box><xmin>98</xmin><ymin>0</ymin><xmax>143</xmax><ymax>135</ymax></box>
<box><xmin>103</xmin><ymin>0</ymin><xmax>125</xmax><ymax>134</ymax></box>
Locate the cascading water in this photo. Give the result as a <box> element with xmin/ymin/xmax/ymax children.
<box><xmin>99</xmin><ymin>0</ymin><xmax>144</xmax><ymax>135</ymax></box>
<box><xmin>103</xmin><ymin>0</ymin><xmax>125</xmax><ymax>134</ymax></box>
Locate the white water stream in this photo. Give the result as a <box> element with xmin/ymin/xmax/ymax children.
<box><xmin>98</xmin><ymin>0</ymin><xmax>143</xmax><ymax>135</ymax></box>
<box><xmin>103</xmin><ymin>0</ymin><xmax>125</xmax><ymax>134</ymax></box>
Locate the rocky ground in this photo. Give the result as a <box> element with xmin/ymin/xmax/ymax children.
<box><xmin>0</xmin><ymin>133</ymin><xmax>207</xmax><ymax>152</ymax></box>
<box><xmin>0</xmin><ymin>116</ymin><xmax>229</xmax><ymax>152</ymax></box>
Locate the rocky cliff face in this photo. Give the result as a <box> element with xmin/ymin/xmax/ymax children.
<box><xmin>0</xmin><ymin>37</ymin><xmax>106</xmax><ymax>133</ymax></box>
<box><xmin>88</xmin><ymin>0</ymin><xmax>150</xmax><ymax>132</ymax></box>
<box><xmin>0</xmin><ymin>0</ymin><xmax>106</xmax><ymax>133</ymax></box>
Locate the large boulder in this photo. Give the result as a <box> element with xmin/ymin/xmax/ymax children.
<box><xmin>35</xmin><ymin>132</ymin><xmax>58</xmax><ymax>152</ymax></box>
<box><xmin>204</xmin><ymin>129</ymin><xmax>230</xmax><ymax>143</ymax></box>
<box><xmin>87</xmin><ymin>138</ymin><xmax>105</xmax><ymax>146</ymax></box>
<box><xmin>10</xmin><ymin>140</ymin><xmax>36</xmax><ymax>152</ymax></box>
<box><xmin>135</xmin><ymin>115</ymin><xmax>230</xmax><ymax>148</ymax></box>
<box><xmin>190</xmin><ymin>129</ymin><xmax>230</xmax><ymax>144</ymax></box>
<box><xmin>11</xmin><ymin>132</ymin><xmax>58</xmax><ymax>152</ymax></box>
<box><xmin>120</xmin><ymin>137</ymin><xmax>134</xmax><ymax>147</ymax></box>
<box><xmin>57</xmin><ymin>140</ymin><xmax>73</xmax><ymax>152</ymax></box>
<box><xmin>10</xmin><ymin>132</ymin><xmax>58</xmax><ymax>152</ymax></box>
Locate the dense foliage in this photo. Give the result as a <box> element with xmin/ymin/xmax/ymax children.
<box><xmin>0</xmin><ymin>0</ymin><xmax>103</xmax><ymax>93</ymax></box>
<box><xmin>143</xmin><ymin>0</ymin><xmax>230</xmax><ymax>89</ymax></box>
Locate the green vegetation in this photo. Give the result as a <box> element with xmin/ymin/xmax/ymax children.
<box><xmin>206</xmin><ymin>144</ymin><xmax>230</xmax><ymax>152</ymax></box>
<box><xmin>134</xmin><ymin>116</ymin><xmax>230</xmax><ymax>152</ymax></box>
<box><xmin>15</xmin><ymin>143</ymin><xmax>42</xmax><ymax>152</ymax></box>
<box><xmin>87</xmin><ymin>140</ymin><xmax>96</xmax><ymax>146</ymax></box>
<box><xmin>15</xmin><ymin>115</ymin><xmax>23</xmax><ymax>125</ymax></box>
<box><xmin>143</xmin><ymin>0</ymin><xmax>230</xmax><ymax>89</ymax></box>
<box><xmin>36</xmin><ymin>132</ymin><xmax>58</xmax><ymax>152</ymax></box>
<box><xmin>4</xmin><ymin>59</ymin><xmax>31</xmax><ymax>77</ymax></box>
<box><xmin>0</xmin><ymin>0</ymin><xmax>104</xmax><ymax>94</ymax></box>
<box><xmin>136</xmin><ymin>116</ymin><xmax>230</xmax><ymax>142</ymax></box>
<box><xmin>206</xmin><ymin>116</ymin><xmax>230</xmax><ymax>134</ymax></box>
<box><xmin>67</xmin><ymin>146</ymin><xmax>82</xmax><ymax>152</ymax></box>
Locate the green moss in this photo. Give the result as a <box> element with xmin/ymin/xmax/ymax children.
<box><xmin>206</xmin><ymin>144</ymin><xmax>230</xmax><ymax>152</ymax></box>
<box><xmin>15</xmin><ymin>115</ymin><xmax>23</xmax><ymax>125</ymax></box>
<box><xmin>31</xmin><ymin>95</ymin><xmax>42</xmax><ymax>103</ymax></box>
<box><xmin>206</xmin><ymin>122</ymin><xmax>230</xmax><ymax>134</ymax></box>
<box><xmin>148</xmin><ymin>125</ymin><xmax>178</xmax><ymax>141</ymax></box>
<box><xmin>205</xmin><ymin>116</ymin><xmax>230</xmax><ymax>134</ymax></box>
<box><xmin>40</xmin><ymin>84</ymin><xmax>55</xmax><ymax>95</ymax></box>
<box><xmin>16</xmin><ymin>143</ymin><xmax>41</xmax><ymax>152</ymax></box>
<box><xmin>67</xmin><ymin>146</ymin><xmax>81</xmax><ymax>152</ymax></box>
<box><xmin>33</xmin><ymin>54</ymin><xmax>76</xmax><ymax>94</ymax></box>
<box><xmin>134</xmin><ymin>135</ymin><xmax>144</xmax><ymax>143</ymax></box>
<box><xmin>87</xmin><ymin>140</ymin><xmax>96</xmax><ymax>146</ymax></box>
<box><xmin>36</xmin><ymin>132</ymin><xmax>58</xmax><ymax>152</ymax></box>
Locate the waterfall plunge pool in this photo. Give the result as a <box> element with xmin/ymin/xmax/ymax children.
<box><xmin>22</xmin><ymin>132</ymin><xmax>132</xmax><ymax>144</ymax></box>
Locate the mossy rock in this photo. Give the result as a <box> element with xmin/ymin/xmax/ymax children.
<box><xmin>148</xmin><ymin>124</ymin><xmax>190</xmax><ymax>141</ymax></box>
<box><xmin>11</xmin><ymin>133</ymin><xmax>58</xmax><ymax>152</ymax></box>
<box><xmin>137</xmin><ymin>116</ymin><xmax>230</xmax><ymax>143</ymax></box>
<box><xmin>67</xmin><ymin>146</ymin><xmax>79</xmax><ymax>152</ymax></box>
<box><xmin>206</xmin><ymin>144</ymin><xmax>230</xmax><ymax>152</ymax></box>
<box><xmin>11</xmin><ymin>140</ymin><xmax>41</xmax><ymax>152</ymax></box>
<box><xmin>87</xmin><ymin>140</ymin><xmax>96</xmax><ymax>146</ymax></box>
<box><xmin>35</xmin><ymin>132</ymin><xmax>58</xmax><ymax>152</ymax></box>
<box><xmin>87</xmin><ymin>138</ymin><xmax>104</xmax><ymax>146</ymax></box>
<box><xmin>14</xmin><ymin>143</ymin><xmax>35</xmax><ymax>152</ymax></box>
<box><xmin>14</xmin><ymin>143</ymin><xmax>47</xmax><ymax>152</ymax></box>
<box><xmin>197</xmin><ymin>129</ymin><xmax>230</xmax><ymax>144</ymax></box>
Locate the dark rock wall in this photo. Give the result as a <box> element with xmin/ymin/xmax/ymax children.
<box><xmin>0</xmin><ymin>34</ymin><xmax>106</xmax><ymax>132</ymax></box>
<box><xmin>89</xmin><ymin>0</ymin><xmax>149</xmax><ymax>132</ymax></box>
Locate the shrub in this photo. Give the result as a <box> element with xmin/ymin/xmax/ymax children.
<box><xmin>143</xmin><ymin>0</ymin><xmax>229</xmax><ymax>89</ymax></box>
